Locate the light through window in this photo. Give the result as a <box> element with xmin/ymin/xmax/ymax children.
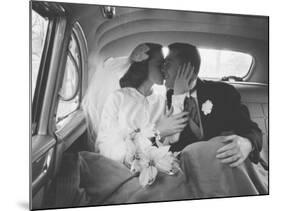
<box><xmin>56</xmin><ymin>33</ymin><xmax>81</xmax><ymax>129</ymax></box>
<box><xmin>198</xmin><ymin>48</ymin><xmax>253</xmax><ymax>79</ymax></box>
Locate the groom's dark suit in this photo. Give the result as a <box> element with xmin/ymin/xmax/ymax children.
<box><xmin>169</xmin><ymin>79</ymin><xmax>263</xmax><ymax>164</ymax></box>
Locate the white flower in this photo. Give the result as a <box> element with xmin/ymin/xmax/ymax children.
<box><xmin>124</xmin><ymin>134</ymin><xmax>138</xmax><ymax>164</ymax></box>
<box><xmin>201</xmin><ymin>100</ymin><xmax>213</xmax><ymax>115</ymax></box>
<box><xmin>138</xmin><ymin>146</ymin><xmax>179</xmax><ymax>187</ymax></box>
<box><xmin>124</xmin><ymin>128</ymin><xmax>180</xmax><ymax>187</ymax></box>
<box><xmin>130</xmin><ymin>44</ymin><xmax>150</xmax><ymax>62</ymax></box>
<box><xmin>130</xmin><ymin>154</ymin><xmax>143</xmax><ymax>174</ymax></box>
<box><xmin>139</xmin><ymin>164</ymin><xmax>158</xmax><ymax>187</ymax></box>
<box><xmin>124</xmin><ymin>128</ymin><xmax>151</xmax><ymax>173</ymax></box>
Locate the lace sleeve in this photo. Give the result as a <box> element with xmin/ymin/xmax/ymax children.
<box><xmin>96</xmin><ymin>91</ymin><xmax>127</xmax><ymax>163</ymax></box>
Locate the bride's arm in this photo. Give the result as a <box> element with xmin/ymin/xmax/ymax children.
<box><xmin>96</xmin><ymin>91</ymin><xmax>127</xmax><ymax>163</ymax></box>
<box><xmin>159</xmin><ymin>94</ymin><xmax>186</xmax><ymax>145</ymax></box>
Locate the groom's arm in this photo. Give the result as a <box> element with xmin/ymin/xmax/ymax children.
<box><xmin>225</xmin><ymin>84</ymin><xmax>263</xmax><ymax>164</ymax></box>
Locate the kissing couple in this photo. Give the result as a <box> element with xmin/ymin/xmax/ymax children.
<box><xmin>81</xmin><ymin>42</ymin><xmax>268</xmax><ymax>203</ymax></box>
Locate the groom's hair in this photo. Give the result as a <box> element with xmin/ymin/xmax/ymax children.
<box><xmin>119</xmin><ymin>43</ymin><xmax>162</xmax><ymax>88</ymax></box>
<box><xmin>168</xmin><ymin>43</ymin><xmax>201</xmax><ymax>75</ymax></box>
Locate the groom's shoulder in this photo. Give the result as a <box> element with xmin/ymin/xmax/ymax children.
<box><xmin>201</xmin><ymin>79</ymin><xmax>235</xmax><ymax>89</ymax></box>
<box><xmin>200</xmin><ymin>79</ymin><xmax>239</xmax><ymax>95</ymax></box>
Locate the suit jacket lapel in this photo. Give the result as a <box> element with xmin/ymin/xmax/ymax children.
<box><xmin>196</xmin><ymin>79</ymin><xmax>208</xmax><ymax>137</ymax></box>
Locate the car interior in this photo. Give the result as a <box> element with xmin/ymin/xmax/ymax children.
<box><xmin>31</xmin><ymin>1</ymin><xmax>268</xmax><ymax>210</ymax></box>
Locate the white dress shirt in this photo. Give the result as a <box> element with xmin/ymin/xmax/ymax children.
<box><xmin>165</xmin><ymin>90</ymin><xmax>204</xmax><ymax>144</ymax></box>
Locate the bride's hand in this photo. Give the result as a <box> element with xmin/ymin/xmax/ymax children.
<box><xmin>174</xmin><ymin>62</ymin><xmax>195</xmax><ymax>95</ymax></box>
<box><xmin>155</xmin><ymin>108</ymin><xmax>189</xmax><ymax>137</ymax></box>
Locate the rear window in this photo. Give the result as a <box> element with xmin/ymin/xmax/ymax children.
<box><xmin>198</xmin><ymin>48</ymin><xmax>253</xmax><ymax>79</ymax></box>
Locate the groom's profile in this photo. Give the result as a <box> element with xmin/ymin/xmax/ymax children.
<box><xmin>163</xmin><ymin>42</ymin><xmax>263</xmax><ymax>167</ymax></box>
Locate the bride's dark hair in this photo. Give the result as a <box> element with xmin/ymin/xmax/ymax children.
<box><xmin>119</xmin><ymin>43</ymin><xmax>162</xmax><ymax>88</ymax></box>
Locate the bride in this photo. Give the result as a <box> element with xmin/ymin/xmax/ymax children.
<box><xmin>82</xmin><ymin>42</ymin><xmax>193</xmax><ymax>202</ymax></box>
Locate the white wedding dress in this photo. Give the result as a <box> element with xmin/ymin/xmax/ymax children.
<box><xmin>96</xmin><ymin>87</ymin><xmax>166</xmax><ymax>162</ymax></box>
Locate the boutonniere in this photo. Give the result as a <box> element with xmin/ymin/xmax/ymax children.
<box><xmin>201</xmin><ymin>100</ymin><xmax>213</xmax><ymax>115</ymax></box>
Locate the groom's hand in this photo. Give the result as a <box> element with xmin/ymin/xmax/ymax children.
<box><xmin>216</xmin><ymin>135</ymin><xmax>252</xmax><ymax>167</ymax></box>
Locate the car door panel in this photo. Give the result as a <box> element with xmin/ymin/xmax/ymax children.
<box><xmin>55</xmin><ymin>110</ymin><xmax>87</xmax><ymax>150</ymax></box>
<box><xmin>31</xmin><ymin>136</ymin><xmax>56</xmax><ymax>209</ymax></box>
<box><xmin>52</xmin><ymin>110</ymin><xmax>87</xmax><ymax>176</ymax></box>
<box><xmin>31</xmin><ymin>1</ymin><xmax>89</xmax><ymax>209</ymax></box>
<box><xmin>32</xmin><ymin>139</ymin><xmax>55</xmax><ymax>196</ymax></box>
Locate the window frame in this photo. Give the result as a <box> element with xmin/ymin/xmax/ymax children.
<box><xmin>31</xmin><ymin>1</ymin><xmax>70</xmax><ymax>200</ymax></box>
<box><xmin>55</xmin><ymin>51</ymin><xmax>81</xmax><ymax>126</ymax></box>
<box><xmin>31</xmin><ymin>4</ymin><xmax>70</xmax><ymax>137</ymax></box>
<box><xmin>72</xmin><ymin>22</ymin><xmax>88</xmax><ymax>98</ymax></box>
<box><xmin>197</xmin><ymin>48</ymin><xmax>255</xmax><ymax>81</ymax></box>
<box><xmin>52</xmin><ymin>21</ymin><xmax>88</xmax><ymax>133</ymax></box>
<box><xmin>31</xmin><ymin>9</ymin><xmax>55</xmax><ymax>135</ymax></box>
<box><xmin>242</xmin><ymin>55</ymin><xmax>256</xmax><ymax>81</ymax></box>
<box><xmin>58</xmin><ymin>50</ymin><xmax>81</xmax><ymax>102</ymax></box>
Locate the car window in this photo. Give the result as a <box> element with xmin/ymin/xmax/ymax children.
<box><xmin>56</xmin><ymin>33</ymin><xmax>81</xmax><ymax>130</ymax></box>
<box><xmin>32</xmin><ymin>10</ymin><xmax>49</xmax><ymax>102</ymax></box>
<box><xmin>198</xmin><ymin>48</ymin><xmax>253</xmax><ymax>80</ymax></box>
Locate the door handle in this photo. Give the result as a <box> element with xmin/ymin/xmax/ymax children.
<box><xmin>42</xmin><ymin>148</ymin><xmax>53</xmax><ymax>172</ymax></box>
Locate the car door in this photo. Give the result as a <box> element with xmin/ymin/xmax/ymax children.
<box><xmin>31</xmin><ymin>2</ymin><xmax>88</xmax><ymax>209</ymax></box>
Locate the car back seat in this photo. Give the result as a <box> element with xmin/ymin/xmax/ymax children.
<box><xmin>232</xmin><ymin>83</ymin><xmax>268</xmax><ymax>164</ymax></box>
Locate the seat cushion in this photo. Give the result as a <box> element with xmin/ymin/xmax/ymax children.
<box><xmin>233</xmin><ymin>83</ymin><xmax>268</xmax><ymax>163</ymax></box>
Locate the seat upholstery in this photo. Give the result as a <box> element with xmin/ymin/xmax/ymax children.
<box><xmin>233</xmin><ymin>83</ymin><xmax>268</xmax><ymax>164</ymax></box>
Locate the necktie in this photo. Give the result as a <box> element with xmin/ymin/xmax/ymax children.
<box><xmin>183</xmin><ymin>96</ymin><xmax>203</xmax><ymax>139</ymax></box>
<box><xmin>166</xmin><ymin>89</ymin><xmax>174</xmax><ymax>110</ymax></box>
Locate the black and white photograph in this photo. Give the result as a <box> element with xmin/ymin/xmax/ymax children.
<box><xmin>30</xmin><ymin>0</ymin><xmax>269</xmax><ymax>210</ymax></box>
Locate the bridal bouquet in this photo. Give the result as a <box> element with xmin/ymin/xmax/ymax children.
<box><xmin>124</xmin><ymin>127</ymin><xmax>181</xmax><ymax>187</ymax></box>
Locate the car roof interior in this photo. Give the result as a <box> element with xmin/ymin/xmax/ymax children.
<box><xmin>61</xmin><ymin>2</ymin><xmax>268</xmax><ymax>84</ymax></box>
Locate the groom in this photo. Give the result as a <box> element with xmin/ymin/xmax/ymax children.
<box><xmin>163</xmin><ymin>42</ymin><xmax>263</xmax><ymax>167</ymax></box>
